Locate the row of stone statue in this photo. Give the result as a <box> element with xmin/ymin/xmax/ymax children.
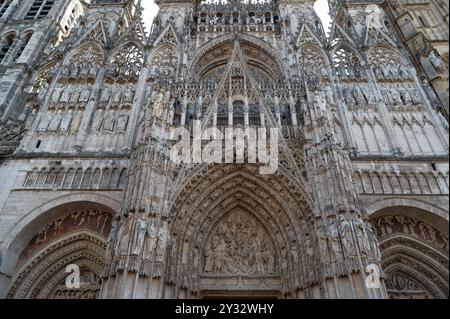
<box><xmin>51</xmin><ymin>84</ymin><xmax>94</xmax><ymax>105</ymax></box>
<box><xmin>37</xmin><ymin>108</ymin><xmax>84</xmax><ymax>134</ymax></box>
<box><xmin>341</xmin><ymin>84</ymin><xmax>423</xmax><ymax>107</ymax></box>
<box><xmin>372</xmin><ymin>215</ymin><xmax>448</xmax><ymax>250</ymax></box>
<box><xmin>98</xmin><ymin>85</ymin><xmax>136</xmax><ymax>106</ymax></box>
<box><xmin>336</xmin><ymin>64</ymin><xmax>369</xmax><ymax>81</ymax></box>
<box><xmin>59</xmin><ymin>63</ymin><xmax>100</xmax><ymax>82</ymax></box>
<box><xmin>373</xmin><ymin>63</ymin><xmax>412</xmax><ymax>81</ymax></box>
<box><xmin>381</xmin><ymin>86</ymin><xmax>423</xmax><ymax>106</ymax></box>
<box><xmin>104</xmin><ymin>62</ymin><xmax>141</xmax><ymax>83</ymax></box>
<box><xmin>317</xmin><ymin>215</ymin><xmax>381</xmax><ymax>264</ymax></box>
<box><xmin>91</xmin><ymin>108</ymin><xmax>130</xmax><ymax>133</ymax></box>
<box><xmin>106</xmin><ymin>214</ymin><xmax>169</xmax><ymax>264</ymax></box>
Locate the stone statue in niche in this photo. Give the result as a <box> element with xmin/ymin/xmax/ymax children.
<box><xmin>69</xmin><ymin>87</ymin><xmax>80</xmax><ymax>104</ymax></box>
<box><xmin>390</xmin><ymin>87</ymin><xmax>402</xmax><ymax>105</ymax></box>
<box><xmin>365</xmin><ymin>223</ymin><xmax>381</xmax><ymax>261</ymax></box>
<box><xmin>100</xmin><ymin>86</ymin><xmax>112</xmax><ymax>105</ymax></box>
<box><xmin>155</xmin><ymin>224</ymin><xmax>170</xmax><ymax>262</ymax></box>
<box><xmin>327</xmin><ymin>218</ymin><xmax>344</xmax><ymax>261</ymax></box>
<box><xmin>37</xmin><ymin>112</ymin><xmax>52</xmax><ymax>131</ymax></box>
<box><xmin>143</xmin><ymin>222</ymin><xmax>158</xmax><ymax>260</ymax></box>
<box><xmin>91</xmin><ymin>109</ymin><xmax>104</xmax><ymax>131</ymax></box>
<box><xmin>324</xmin><ymin>86</ymin><xmax>335</xmax><ymax>105</ymax></box>
<box><xmin>47</xmin><ymin>109</ymin><xmax>63</xmax><ymax>131</ymax></box>
<box><xmin>115</xmin><ymin>111</ymin><xmax>129</xmax><ymax>131</ymax></box>
<box><xmin>317</xmin><ymin>227</ymin><xmax>331</xmax><ymax>263</ymax></box>
<box><xmin>112</xmin><ymin>88</ymin><xmax>123</xmax><ymax>106</ymax></box>
<box><xmin>410</xmin><ymin>89</ymin><xmax>422</xmax><ymax>105</ymax></box>
<box><xmin>102</xmin><ymin>110</ymin><xmax>115</xmax><ymax>132</ymax></box>
<box><xmin>70</xmin><ymin>109</ymin><xmax>83</xmax><ymax>133</ymax></box>
<box><xmin>79</xmin><ymin>87</ymin><xmax>92</xmax><ymax>103</ymax></box>
<box><xmin>152</xmin><ymin>91</ymin><xmax>166</xmax><ymax>119</ymax></box>
<box><xmin>400</xmin><ymin>89</ymin><xmax>412</xmax><ymax>105</ymax></box>
<box><xmin>59</xmin><ymin>108</ymin><xmax>73</xmax><ymax>132</ymax></box>
<box><xmin>60</xmin><ymin>86</ymin><xmax>73</xmax><ymax>104</ymax></box>
<box><xmin>353</xmin><ymin>217</ymin><xmax>372</xmax><ymax>257</ymax></box>
<box><xmin>338</xmin><ymin>215</ymin><xmax>355</xmax><ymax>258</ymax></box>
<box><xmin>353</xmin><ymin>86</ymin><xmax>366</xmax><ymax>105</ymax></box>
<box><xmin>363</xmin><ymin>86</ymin><xmax>378</xmax><ymax>105</ymax></box>
<box><xmin>131</xmin><ymin>213</ymin><xmax>147</xmax><ymax>256</ymax></box>
<box><xmin>79</xmin><ymin>64</ymin><xmax>90</xmax><ymax>78</ymax></box>
<box><xmin>60</xmin><ymin>65</ymin><xmax>70</xmax><ymax>78</ymax></box>
<box><xmin>203</xmin><ymin>211</ymin><xmax>276</xmax><ymax>275</ymax></box>
<box><xmin>70</xmin><ymin>65</ymin><xmax>80</xmax><ymax>79</ymax></box>
<box><xmin>428</xmin><ymin>49</ymin><xmax>446</xmax><ymax>73</ymax></box>
<box><xmin>123</xmin><ymin>86</ymin><xmax>135</xmax><ymax>105</ymax></box>
<box><xmin>88</xmin><ymin>65</ymin><xmax>99</xmax><ymax>80</ymax></box>
<box><xmin>51</xmin><ymin>85</ymin><xmax>64</xmax><ymax>104</ymax></box>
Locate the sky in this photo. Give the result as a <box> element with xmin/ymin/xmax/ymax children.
<box><xmin>141</xmin><ymin>0</ymin><xmax>332</xmax><ymax>33</ymax></box>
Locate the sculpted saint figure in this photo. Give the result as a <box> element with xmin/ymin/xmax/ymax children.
<box><xmin>37</xmin><ymin>112</ymin><xmax>52</xmax><ymax>131</ymax></box>
<box><xmin>91</xmin><ymin>109</ymin><xmax>104</xmax><ymax>132</ymax></box>
<box><xmin>115</xmin><ymin>111</ymin><xmax>129</xmax><ymax>131</ymax></box>
<box><xmin>47</xmin><ymin>109</ymin><xmax>63</xmax><ymax>131</ymax></box>
<box><xmin>131</xmin><ymin>214</ymin><xmax>147</xmax><ymax>256</ymax></box>
<box><xmin>112</xmin><ymin>88</ymin><xmax>123</xmax><ymax>106</ymax></box>
<box><xmin>51</xmin><ymin>85</ymin><xmax>64</xmax><ymax>104</ymax></box>
<box><xmin>100</xmin><ymin>86</ymin><xmax>112</xmax><ymax>104</ymax></box>
<box><xmin>70</xmin><ymin>65</ymin><xmax>80</xmax><ymax>79</ymax></box>
<box><xmin>88</xmin><ymin>65</ymin><xmax>99</xmax><ymax>79</ymax></box>
<box><xmin>79</xmin><ymin>64</ymin><xmax>90</xmax><ymax>78</ymax></box>
<box><xmin>152</xmin><ymin>91</ymin><xmax>166</xmax><ymax>118</ymax></box>
<box><xmin>123</xmin><ymin>86</ymin><xmax>135</xmax><ymax>104</ymax></box>
<box><xmin>143</xmin><ymin>222</ymin><xmax>158</xmax><ymax>260</ymax></box>
<box><xmin>101</xmin><ymin>110</ymin><xmax>115</xmax><ymax>132</ymax></box>
<box><xmin>79</xmin><ymin>87</ymin><xmax>91</xmax><ymax>103</ymax></box>
<box><xmin>69</xmin><ymin>110</ymin><xmax>83</xmax><ymax>134</ymax></box>
<box><xmin>59</xmin><ymin>109</ymin><xmax>73</xmax><ymax>132</ymax></box>
<box><xmin>60</xmin><ymin>86</ymin><xmax>73</xmax><ymax>104</ymax></box>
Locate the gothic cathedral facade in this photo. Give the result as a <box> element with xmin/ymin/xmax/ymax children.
<box><xmin>0</xmin><ymin>0</ymin><xmax>448</xmax><ymax>299</ymax></box>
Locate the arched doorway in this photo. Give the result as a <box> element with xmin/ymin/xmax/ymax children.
<box><xmin>369</xmin><ymin>206</ymin><xmax>449</xmax><ymax>299</ymax></box>
<box><xmin>5</xmin><ymin>202</ymin><xmax>116</xmax><ymax>299</ymax></box>
<box><xmin>165</xmin><ymin>164</ymin><xmax>319</xmax><ymax>299</ymax></box>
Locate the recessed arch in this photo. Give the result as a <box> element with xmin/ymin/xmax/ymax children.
<box><xmin>0</xmin><ymin>193</ymin><xmax>120</xmax><ymax>283</ymax></box>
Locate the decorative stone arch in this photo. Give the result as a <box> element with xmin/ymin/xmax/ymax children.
<box><xmin>6</xmin><ymin>231</ymin><xmax>106</xmax><ymax>299</ymax></box>
<box><xmin>380</xmin><ymin>236</ymin><xmax>448</xmax><ymax>299</ymax></box>
<box><xmin>63</xmin><ymin>40</ymin><xmax>105</xmax><ymax>66</ymax></box>
<box><xmin>368</xmin><ymin>201</ymin><xmax>449</xmax><ymax>299</ymax></box>
<box><xmin>148</xmin><ymin>43</ymin><xmax>180</xmax><ymax>64</ymax></box>
<box><xmin>0</xmin><ymin>192</ymin><xmax>120</xmax><ymax>291</ymax></box>
<box><xmin>367</xmin><ymin>43</ymin><xmax>411</xmax><ymax>67</ymax></box>
<box><xmin>107</xmin><ymin>40</ymin><xmax>145</xmax><ymax>65</ymax></box>
<box><xmin>188</xmin><ymin>33</ymin><xmax>288</xmax><ymax>81</ymax></box>
<box><xmin>330</xmin><ymin>43</ymin><xmax>365</xmax><ymax>64</ymax></box>
<box><xmin>167</xmin><ymin>164</ymin><xmax>319</xmax><ymax>298</ymax></box>
<box><xmin>0</xmin><ymin>29</ymin><xmax>17</xmax><ymax>40</ymax></box>
<box><xmin>366</xmin><ymin>198</ymin><xmax>449</xmax><ymax>232</ymax></box>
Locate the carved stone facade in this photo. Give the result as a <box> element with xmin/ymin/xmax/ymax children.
<box><xmin>0</xmin><ymin>0</ymin><xmax>448</xmax><ymax>299</ymax></box>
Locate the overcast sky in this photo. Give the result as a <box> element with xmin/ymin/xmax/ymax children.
<box><xmin>141</xmin><ymin>0</ymin><xmax>332</xmax><ymax>33</ymax></box>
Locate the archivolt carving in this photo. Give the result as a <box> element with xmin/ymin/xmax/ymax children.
<box><xmin>167</xmin><ymin>165</ymin><xmax>318</xmax><ymax>295</ymax></box>
<box><xmin>7</xmin><ymin>231</ymin><xmax>106</xmax><ymax>299</ymax></box>
<box><xmin>370</xmin><ymin>214</ymin><xmax>449</xmax><ymax>299</ymax></box>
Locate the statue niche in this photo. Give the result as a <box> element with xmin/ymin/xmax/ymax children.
<box><xmin>203</xmin><ymin>210</ymin><xmax>277</xmax><ymax>276</ymax></box>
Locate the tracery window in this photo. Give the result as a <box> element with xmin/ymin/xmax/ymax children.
<box><xmin>24</xmin><ymin>0</ymin><xmax>55</xmax><ymax>20</ymax></box>
<box><xmin>0</xmin><ymin>0</ymin><xmax>12</xmax><ymax>18</ymax></box>
<box><xmin>13</xmin><ymin>32</ymin><xmax>33</xmax><ymax>62</ymax></box>
<box><xmin>0</xmin><ymin>34</ymin><xmax>15</xmax><ymax>64</ymax></box>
